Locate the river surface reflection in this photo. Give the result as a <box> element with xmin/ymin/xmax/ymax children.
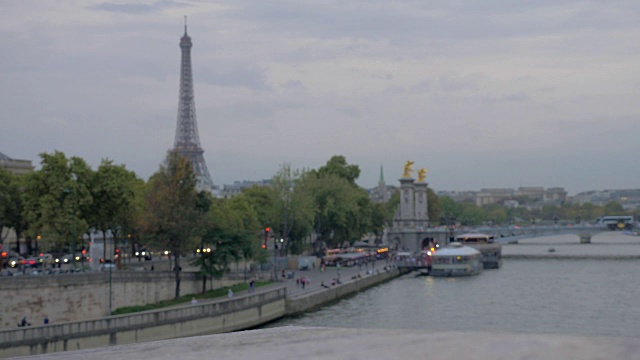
<box><xmin>269</xmin><ymin>255</ymin><xmax>640</xmax><ymax>337</ymax></box>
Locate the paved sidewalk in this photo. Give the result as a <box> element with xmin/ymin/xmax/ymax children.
<box><xmin>170</xmin><ymin>258</ymin><xmax>395</xmax><ymax>307</ymax></box>
<box><xmin>271</xmin><ymin>259</ymin><xmax>394</xmax><ymax>299</ymax></box>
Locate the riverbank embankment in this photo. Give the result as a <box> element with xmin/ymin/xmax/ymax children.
<box><xmin>285</xmin><ymin>267</ymin><xmax>403</xmax><ymax>316</ymax></box>
<box><xmin>0</xmin><ymin>261</ymin><xmax>403</xmax><ymax>357</ymax></box>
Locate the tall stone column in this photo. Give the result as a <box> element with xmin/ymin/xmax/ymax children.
<box><xmin>399</xmin><ymin>178</ymin><xmax>415</xmax><ymax>228</ymax></box>
<box><xmin>414</xmin><ymin>182</ymin><xmax>429</xmax><ymax>228</ymax></box>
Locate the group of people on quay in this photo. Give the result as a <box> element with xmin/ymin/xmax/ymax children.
<box><xmin>281</xmin><ymin>246</ymin><xmax>397</xmax><ymax>296</ymax></box>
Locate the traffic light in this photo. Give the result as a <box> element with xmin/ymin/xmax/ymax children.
<box><xmin>264</xmin><ymin>227</ymin><xmax>271</xmax><ymax>249</ymax></box>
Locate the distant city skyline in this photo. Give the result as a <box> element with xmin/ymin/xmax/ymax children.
<box><xmin>2</xmin><ymin>1</ymin><xmax>639</xmax><ymax>196</ymax></box>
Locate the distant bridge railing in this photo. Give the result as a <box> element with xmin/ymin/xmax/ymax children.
<box><xmin>418</xmin><ymin>223</ymin><xmax>625</xmax><ymax>244</ymax></box>
<box><xmin>472</xmin><ymin>224</ymin><xmax>612</xmax><ymax>243</ymax></box>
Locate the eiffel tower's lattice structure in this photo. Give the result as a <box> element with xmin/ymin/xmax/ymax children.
<box><xmin>173</xmin><ymin>20</ymin><xmax>215</xmax><ymax>192</ymax></box>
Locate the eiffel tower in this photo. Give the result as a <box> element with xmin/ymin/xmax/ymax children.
<box><xmin>173</xmin><ymin>18</ymin><xmax>215</xmax><ymax>192</ymax></box>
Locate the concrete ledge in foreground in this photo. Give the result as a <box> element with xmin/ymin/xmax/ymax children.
<box><xmin>19</xmin><ymin>326</ymin><xmax>640</xmax><ymax>360</ymax></box>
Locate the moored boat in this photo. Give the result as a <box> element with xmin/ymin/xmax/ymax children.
<box><xmin>430</xmin><ymin>243</ymin><xmax>483</xmax><ymax>277</ymax></box>
<box><xmin>456</xmin><ymin>232</ymin><xmax>502</xmax><ymax>269</ymax></box>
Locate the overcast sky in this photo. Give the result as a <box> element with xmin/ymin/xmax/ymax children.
<box><xmin>2</xmin><ymin>1</ymin><xmax>639</xmax><ymax>195</ymax></box>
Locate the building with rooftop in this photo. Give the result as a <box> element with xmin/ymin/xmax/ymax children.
<box><xmin>220</xmin><ymin>179</ymin><xmax>271</xmax><ymax>199</ymax></box>
<box><xmin>0</xmin><ymin>152</ymin><xmax>34</xmax><ymax>176</ymax></box>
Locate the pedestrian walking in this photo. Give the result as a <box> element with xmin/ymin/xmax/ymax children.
<box><xmin>18</xmin><ymin>316</ymin><xmax>29</xmax><ymax>327</ymax></box>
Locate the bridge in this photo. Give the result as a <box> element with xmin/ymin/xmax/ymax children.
<box><xmin>416</xmin><ymin>223</ymin><xmax>638</xmax><ymax>245</ymax></box>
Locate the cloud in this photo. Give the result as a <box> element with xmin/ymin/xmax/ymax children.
<box><xmin>89</xmin><ymin>0</ymin><xmax>190</xmax><ymax>14</ymax></box>
<box><xmin>198</xmin><ymin>61</ymin><xmax>271</xmax><ymax>90</ymax></box>
<box><xmin>2</xmin><ymin>1</ymin><xmax>640</xmax><ymax>195</ymax></box>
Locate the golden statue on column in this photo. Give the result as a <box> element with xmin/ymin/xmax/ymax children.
<box><xmin>402</xmin><ymin>161</ymin><xmax>414</xmax><ymax>178</ymax></box>
<box><xmin>417</xmin><ymin>168</ymin><xmax>427</xmax><ymax>182</ymax></box>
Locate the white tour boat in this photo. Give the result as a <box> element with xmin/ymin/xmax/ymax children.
<box><xmin>430</xmin><ymin>242</ymin><xmax>483</xmax><ymax>277</ymax></box>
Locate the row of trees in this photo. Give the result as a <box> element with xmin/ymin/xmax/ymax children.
<box><xmin>0</xmin><ymin>152</ymin><xmax>403</xmax><ymax>298</ymax></box>
<box><xmin>438</xmin><ymin>196</ymin><xmax>637</xmax><ymax>227</ymax></box>
<box><xmin>2</xmin><ymin>151</ymin><xmax>636</xmax><ymax>297</ymax></box>
<box><xmin>0</xmin><ymin>151</ymin><xmax>143</xmax><ymax>258</ymax></box>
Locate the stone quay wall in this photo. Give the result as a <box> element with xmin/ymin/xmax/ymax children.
<box><xmin>285</xmin><ymin>269</ymin><xmax>403</xmax><ymax>315</ymax></box>
<box><xmin>0</xmin><ymin>287</ymin><xmax>287</xmax><ymax>358</ymax></box>
<box><xmin>0</xmin><ymin>271</ymin><xmax>245</xmax><ymax>329</ymax></box>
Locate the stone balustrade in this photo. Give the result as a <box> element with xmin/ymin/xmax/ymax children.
<box><xmin>0</xmin><ymin>287</ymin><xmax>286</xmax><ymax>357</ymax></box>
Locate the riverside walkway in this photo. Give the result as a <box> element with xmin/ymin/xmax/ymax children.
<box><xmin>279</xmin><ymin>259</ymin><xmax>392</xmax><ymax>299</ymax></box>
<box><xmin>206</xmin><ymin>258</ymin><xmax>393</xmax><ymax>301</ymax></box>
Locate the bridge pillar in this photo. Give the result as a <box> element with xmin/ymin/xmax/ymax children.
<box><xmin>578</xmin><ymin>233</ymin><xmax>591</xmax><ymax>244</ymax></box>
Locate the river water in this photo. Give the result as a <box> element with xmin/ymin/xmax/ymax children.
<box><xmin>269</xmin><ymin>233</ymin><xmax>640</xmax><ymax>337</ymax></box>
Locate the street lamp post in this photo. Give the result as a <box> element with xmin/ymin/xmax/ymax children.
<box><xmin>109</xmin><ymin>259</ymin><xmax>113</xmax><ymax>315</ymax></box>
<box><xmin>71</xmin><ymin>186</ymin><xmax>76</xmax><ymax>268</ymax></box>
<box><xmin>273</xmin><ymin>236</ymin><xmax>277</xmax><ymax>281</ymax></box>
<box><xmin>63</xmin><ymin>186</ymin><xmax>77</xmax><ymax>268</ymax></box>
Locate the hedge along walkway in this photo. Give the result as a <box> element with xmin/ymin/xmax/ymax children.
<box><xmin>111</xmin><ymin>281</ymin><xmax>272</xmax><ymax>315</ymax></box>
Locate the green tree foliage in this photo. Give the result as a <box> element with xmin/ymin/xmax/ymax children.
<box><xmin>603</xmin><ymin>201</ymin><xmax>624</xmax><ymax>215</ymax></box>
<box><xmin>0</xmin><ymin>169</ymin><xmax>27</xmax><ymax>253</ymax></box>
<box><xmin>242</xmin><ymin>185</ymin><xmax>275</xmax><ymax>229</ymax></box>
<box><xmin>22</xmin><ymin>151</ymin><xmax>92</xmax><ymax>257</ymax></box>
<box><xmin>384</xmin><ymin>190</ymin><xmax>400</xmax><ymax>226</ymax></box>
<box><xmin>306</xmin><ymin>156</ymin><xmax>382</xmax><ymax>250</ymax></box>
<box><xmin>370</xmin><ymin>202</ymin><xmax>388</xmax><ymax>238</ymax></box>
<box><xmin>317</xmin><ymin>155</ymin><xmax>360</xmax><ymax>183</ymax></box>
<box><xmin>427</xmin><ymin>188</ymin><xmax>441</xmax><ymax>225</ymax></box>
<box><xmin>228</xmin><ymin>195</ymin><xmax>262</xmax><ymax>268</ymax></box>
<box><xmin>89</xmin><ymin>159</ymin><xmax>140</xmax><ymax>261</ymax></box>
<box><xmin>308</xmin><ymin>175</ymin><xmax>373</xmax><ymax>249</ymax></box>
<box><xmin>438</xmin><ymin>196</ymin><xmax>461</xmax><ymax>225</ymax></box>
<box><xmin>194</xmin><ymin>194</ymin><xmax>265</xmax><ymax>286</ymax></box>
<box><xmin>271</xmin><ymin>164</ymin><xmax>314</xmax><ymax>255</ymax></box>
<box><xmin>143</xmin><ymin>151</ymin><xmax>202</xmax><ymax>299</ymax></box>
<box><xmin>487</xmin><ymin>208</ymin><xmax>508</xmax><ymax>225</ymax></box>
<box><xmin>459</xmin><ymin>203</ymin><xmax>486</xmax><ymax>226</ymax></box>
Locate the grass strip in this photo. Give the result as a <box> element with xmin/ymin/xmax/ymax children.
<box><xmin>111</xmin><ymin>281</ymin><xmax>271</xmax><ymax>315</ymax></box>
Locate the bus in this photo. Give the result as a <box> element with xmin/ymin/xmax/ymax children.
<box><xmin>594</xmin><ymin>216</ymin><xmax>635</xmax><ymax>230</ymax></box>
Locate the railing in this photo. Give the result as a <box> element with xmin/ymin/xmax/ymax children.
<box><xmin>419</xmin><ymin>224</ymin><xmax>615</xmax><ymax>244</ymax></box>
<box><xmin>0</xmin><ymin>287</ymin><xmax>286</xmax><ymax>348</ymax></box>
